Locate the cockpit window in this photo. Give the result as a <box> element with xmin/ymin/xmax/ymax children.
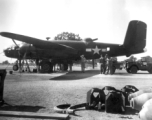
<box><xmin>6</xmin><ymin>44</ymin><xmax>20</xmax><ymax>50</ymax></box>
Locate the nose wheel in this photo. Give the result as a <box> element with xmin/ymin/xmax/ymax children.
<box><xmin>13</xmin><ymin>65</ymin><xmax>19</xmax><ymax>71</ymax></box>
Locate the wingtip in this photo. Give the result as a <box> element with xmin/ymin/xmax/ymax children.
<box><xmin>0</xmin><ymin>32</ymin><xmax>3</xmax><ymax>35</ymax></box>
<box><xmin>0</xmin><ymin>32</ymin><xmax>7</xmax><ymax>36</ymax></box>
<box><xmin>0</xmin><ymin>32</ymin><xmax>13</xmax><ymax>38</ymax></box>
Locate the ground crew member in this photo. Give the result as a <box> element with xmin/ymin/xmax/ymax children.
<box><xmin>109</xmin><ymin>57</ymin><xmax>113</xmax><ymax>74</ymax></box>
<box><xmin>69</xmin><ymin>61</ymin><xmax>73</xmax><ymax>72</ymax></box>
<box><xmin>105</xmin><ymin>54</ymin><xmax>110</xmax><ymax>74</ymax></box>
<box><xmin>99</xmin><ymin>54</ymin><xmax>105</xmax><ymax>74</ymax></box>
<box><xmin>80</xmin><ymin>55</ymin><xmax>86</xmax><ymax>73</ymax></box>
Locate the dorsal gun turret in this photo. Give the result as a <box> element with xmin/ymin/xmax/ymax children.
<box><xmin>84</xmin><ymin>38</ymin><xmax>98</xmax><ymax>44</ymax></box>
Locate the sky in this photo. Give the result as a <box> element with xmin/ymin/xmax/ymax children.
<box><xmin>0</xmin><ymin>0</ymin><xmax>152</xmax><ymax>63</ymax></box>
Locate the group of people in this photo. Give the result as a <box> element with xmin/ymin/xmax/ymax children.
<box><xmin>99</xmin><ymin>54</ymin><xmax>114</xmax><ymax>75</ymax></box>
<box><xmin>80</xmin><ymin>54</ymin><xmax>115</xmax><ymax>74</ymax></box>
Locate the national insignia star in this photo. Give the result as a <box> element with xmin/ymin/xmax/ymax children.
<box><xmin>92</xmin><ymin>46</ymin><xmax>101</xmax><ymax>54</ymax></box>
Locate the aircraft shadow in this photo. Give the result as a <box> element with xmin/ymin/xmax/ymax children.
<box><xmin>50</xmin><ymin>70</ymin><xmax>100</xmax><ymax>81</ymax></box>
<box><xmin>50</xmin><ymin>69</ymin><xmax>150</xmax><ymax>81</ymax></box>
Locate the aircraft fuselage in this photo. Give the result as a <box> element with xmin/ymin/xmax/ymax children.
<box><xmin>3</xmin><ymin>40</ymin><xmax>145</xmax><ymax>61</ymax></box>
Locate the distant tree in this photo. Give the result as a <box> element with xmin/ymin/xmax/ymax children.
<box><xmin>54</xmin><ymin>32</ymin><xmax>82</xmax><ymax>41</ymax></box>
<box><xmin>2</xmin><ymin>60</ymin><xmax>10</xmax><ymax>64</ymax></box>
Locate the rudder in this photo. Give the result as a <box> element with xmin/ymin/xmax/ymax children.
<box><xmin>123</xmin><ymin>20</ymin><xmax>147</xmax><ymax>51</ymax></box>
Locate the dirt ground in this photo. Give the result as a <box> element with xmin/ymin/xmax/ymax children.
<box><xmin>0</xmin><ymin>65</ymin><xmax>151</xmax><ymax>120</ymax></box>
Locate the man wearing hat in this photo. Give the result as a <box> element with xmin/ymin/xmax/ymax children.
<box><xmin>99</xmin><ymin>54</ymin><xmax>105</xmax><ymax>74</ymax></box>
<box><xmin>80</xmin><ymin>55</ymin><xmax>86</xmax><ymax>72</ymax></box>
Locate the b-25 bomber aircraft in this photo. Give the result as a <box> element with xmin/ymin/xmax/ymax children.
<box><xmin>0</xmin><ymin>20</ymin><xmax>147</xmax><ymax>73</ymax></box>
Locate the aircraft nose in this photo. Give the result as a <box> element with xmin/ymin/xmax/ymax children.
<box><xmin>3</xmin><ymin>49</ymin><xmax>10</xmax><ymax>57</ymax></box>
<box><xmin>3</xmin><ymin>47</ymin><xmax>21</xmax><ymax>58</ymax></box>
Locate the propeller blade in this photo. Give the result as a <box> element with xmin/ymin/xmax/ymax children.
<box><xmin>12</xmin><ymin>39</ymin><xmax>19</xmax><ymax>48</ymax></box>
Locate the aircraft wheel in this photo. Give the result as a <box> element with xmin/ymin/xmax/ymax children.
<box><xmin>40</xmin><ymin>62</ymin><xmax>53</xmax><ymax>73</ymax></box>
<box><xmin>13</xmin><ymin>65</ymin><xmax>18</xmax><ymax>71</ymax></box>
<box><xmin>130</xmin><ymin>66</ymin><xmax>138</xmax><ymax>74</ymax></box>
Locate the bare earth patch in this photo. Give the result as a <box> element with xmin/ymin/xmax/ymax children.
<box><xmin>0</xmin><ymin>65</ymin><xmax>151</xmax><ymax>120</ymax></box>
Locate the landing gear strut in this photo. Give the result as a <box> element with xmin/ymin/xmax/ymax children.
<box><xmin>63</xmin><ymin>63</ymin><xmax>68</xmax><ymax>71</ymax></box>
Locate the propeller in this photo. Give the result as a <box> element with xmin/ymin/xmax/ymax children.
<box><xmin>11</xmin><ymin>39</ymin><xmax>22</xmax><ymax>59</ymax></box>
<box><xmin>12</xmin><ymin>39</ymin><xmax>20</xmax><ymax>48</ymax></box>
<box><xmin>11</xmin><ymin>39</ymin><xmax>29</xmax><ymax>72</ymax></box>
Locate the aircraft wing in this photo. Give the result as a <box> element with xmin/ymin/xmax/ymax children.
<box><xmin>0</xmin><ymin>32</ymin><xmax>77</xmax><ymax>54</ymax></box>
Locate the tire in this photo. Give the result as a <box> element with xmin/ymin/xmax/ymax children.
<box><xmin>130</xmin><ymin>66</ymin><xmax>138</xmax><ymax>74</ymax></box>
<box><xmin>40</xmin><ymin>62</ymin><xmax>53</xmax><ymax>73</ymax></box>
<box><xmin>13</xmin><ymin>65</ymin><xmax>18</xmax><ymax>71</ymax></box>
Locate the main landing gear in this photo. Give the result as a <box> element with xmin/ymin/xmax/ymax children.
<box><xmin>13</xmin><ymin>59</ymin><xmax>70</xmax><ymax>73</ymax></box>
<box><xmin>39</xmin><ymin>61</ymin><xmax>69</xmax><ymax>73</ymax></box>
<box><xmin>40</xmin><ymin>61</ymin><xmax>53</xmax><ymax>73</ymax></box>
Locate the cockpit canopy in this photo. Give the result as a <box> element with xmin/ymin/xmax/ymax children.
<box><xmin>5</xmin><ymin>44</ymin><xmax>20</xmax><ymax>51</ymax></box>
<box><xmin>5</xmin><ymin>42</ymin><xmax>31</xmax><ymax>51</ymax></box>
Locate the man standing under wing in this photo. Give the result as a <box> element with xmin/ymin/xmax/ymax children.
<box><xmin>99</xmin><ymin>54</ymin><xmax>105</xmax><ymax>74</ymax></box>
<box><xmin>80</xmin><ymin>55</ymin><xmax>86</xmax><ymax>73</ymax></box>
